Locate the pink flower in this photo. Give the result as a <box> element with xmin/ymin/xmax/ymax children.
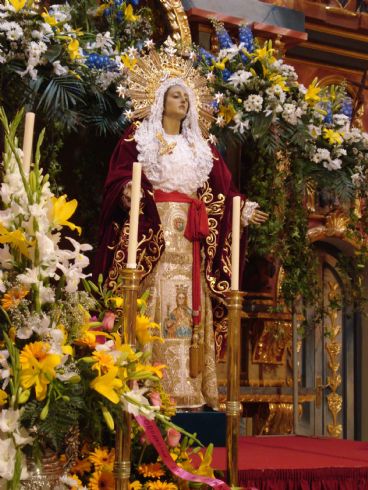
<box><xmin>148</xmin><ymin>392</ymin><xmax>162</xmax><ymax>407</ymax></box>
<box><xmin>167</xmin><ymin>428</ymin><xmax>181</xmax><ymax>447</ymax></box>
<box><xmin>102</xmin><ymin>311</ymin><xmax>116</xmax><ymax>331</ymax></box>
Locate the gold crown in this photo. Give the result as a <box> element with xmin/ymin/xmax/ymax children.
<box><xmin>124</xmin><ymin>49</ymin><xmax>214</xmax><ymax>137</ymax></box>
<box><xmin>175</xmin><ymin>284</ymin><xmax>189</xmax><ymax>295</ymax></box>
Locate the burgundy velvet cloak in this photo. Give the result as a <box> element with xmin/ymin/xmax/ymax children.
<box><xmin>94</xmin><ymin>125</ymin><xmax>247</xmax><ymax>359</ymax></box>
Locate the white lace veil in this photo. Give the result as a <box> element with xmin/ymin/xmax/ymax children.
<box><xmin>134</xmin><ymin>78</ymin><xmax>213</xmax><ymax>185</ymax></box>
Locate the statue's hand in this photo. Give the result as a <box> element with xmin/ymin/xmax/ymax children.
<box><xmin>121</xmin><ymin>181</ymin><xmax>132</xmax><ymax>209</ymax></box>
<box><xmin>249</xmin><ymin>209</ymin><xmax>269</xmax><ymax>225</ymax></box>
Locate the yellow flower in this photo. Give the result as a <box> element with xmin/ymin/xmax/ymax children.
<box><xmin>20</xmin><ymin>342</ymin><xmax>61</xmax><ymax>401</ymax></box>
<box><xmin>91</xmin><ymin>351</ymin><xmax>115</xmax><ymax>375</ymax></box>
<box><xmin>89</xmin><ymin>447</ymin><xmax>115</xmax><ymax>470</ymax></box>
<box><xmin>252</xmin><ymin>41</ymin><xmax>276</xmax><ymax>64</ymax></box>
<box><xmin>121</xmin><ymin>54</ymin><xmax>137</xmax><ymax>70</ymax></box>
<box><xmin>138</xmin><ymin>463</ymin><xmax>165</xmax><ymax>478</ymax></box>
<box><xmin>218</xmin><ymin>104</ymin><xmax>236</xmax><ymax>124</ymax></box>
<box><xmin>124</xmin><ymin>4</ymin><xmax>140</xmax><ymax>22</ymax></box>
<box><xmin>179</xmin><ymin>444</ymin><xmax>215</xmax><ymax>479</ymax></box>
<box><xmin>323</xmin><ymin>128</ymin><xmax>343</xmax><ymax>145</ymax></box>
<box><xmin>305</xmin><ymin>78</ymin><xmax>321</xmax><ymax>106</ymax></box>
<box><xmin>1</xmin><ymin>286</ymin><xmax>29</xmax><ymax>310</ymax></box>
<box><xmin>214</xmin><ymin>57</ymin><xmax>228</xmax><ymax>71</ymax></box>
<box><xmin>268</xmin><ymin>73</ymin><xmax>289</xmax><ymax>92</ymax></box>
<box><xmin>9</xmin><ymin>0</ymin><xmax>27</xmax><ymax>12</ymax></box>
<box><xmin>111</xmin><ymin>333</ymin><xmax>138</xmax><ymax>361</ymax></box>
<box><xmin>66</xmin><ymin>474</ymin><xmax>82</xmax><ymax>489</ymax></box>
<box><xmin>90</xmin><ymin>366</ymin><xmax>123</xmax><ymax>404</ymax></box>
<box><xmin>146</xmin><ymin>482</ymin><xmax>178</xmax><ymax>490</ymax></box>
<box><xmin>96</xmin><ymin>4</ymin><xmax>110</xmax><ymax>16</ymax></box>
<box><xmin>41</xmin><ymin>11</ymin><xmax>58</xmax><ymax>26</ymax></box>
<box><xmin>0</xmin><ymin>224</ymin><xmax>33</xmax><ymax>258</ymax></box>
<box><xmin>51</xmin><ymin>195</ymin><xmax>82</xmax><ymax>234</ymax></box>
<box><xmin>67</xmin><ymin>38</ymin><xmax>81</xmax><ymax>61</ymax></box>
<box><xmin>89</xmin><ymin>469</ymin><xmax>115</xmax><ymax>490</ymax></box>
<box><xmin>135</xmin><ymin>363</ymin><xmax>166</xmax><ymax>379</ymax></box>
<box><xmin>108</xmin><ymin>296</ymin><xmax>124</xmax><ymax>308</ymax></box>
<box><xmin>0</xmin><ymin>389</ymin><xmax>8</xmax><ymax>407</ymax></box>
<box><xmin>130</xmin><ymin>481</ymin><xmax>143</xmax><ymax>490</ymax></box>
<box><xmin>135</xmin><ymin>315</ymin><xmax>162</xmax><ymax>345</ymax></box>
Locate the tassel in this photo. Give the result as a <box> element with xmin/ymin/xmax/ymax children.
<box><xmin>189</xmin><ymin>326</ymin><xmax>200</xmax><ymax>378</ymax></box>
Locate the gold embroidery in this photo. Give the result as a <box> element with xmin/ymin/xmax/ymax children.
<box><xmin>156</xmin><ymin>132</ymin><xmax>177</xmax><ymax>155</ymax></box>
<box><xmin>137</xmin><ymin>225</ymin><xmax>165</xmax><ymax>279</ymax></box>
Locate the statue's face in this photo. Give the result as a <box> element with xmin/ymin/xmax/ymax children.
<box><xmin>177</xmin><ymin>292</ymin><xmax>186</xmax><ymax>306</ymax></box>
<box><xmin>163</xmin><ymin>85</ymin><xmax>189</xmax><ymax>121</ymax></box>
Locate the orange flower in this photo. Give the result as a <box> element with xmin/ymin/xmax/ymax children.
<box><xmin>89</xmin><ymin>447</ymin><xmax>115</xmax><ymax>470</ymax></box>
<box><xmin>1</xmin><ymin>286</ymin><xmax>29</xmax><ymax>310</ymax></box>
<box><xmin>146</xmin><ymin>482</ymin><xmax>178</xmax><ymax>490</ymax></box>
<box><xmin>69</xmin><ymin>457</ymin><xmax>92</xmax><ymax>476</ymax></box>
<box><xmin>89</xmin><ymin>469</ymin><xmax>115</xmax><ymax>490</ymax></box>
<box><xmin>91</xmin><ymin>351</ymin><xmax>115</xmax><ymax>375</ymax></box>
<box><xmin>138</xmin><ymin>463</ymin><xmax>165</xmax><ymax>478</ymax></box>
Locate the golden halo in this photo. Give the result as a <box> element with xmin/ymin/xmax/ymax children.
<box><xmin>124</xmin><ymin>49</ymin><xmax>214</xmax><ymax>137</ymax></box>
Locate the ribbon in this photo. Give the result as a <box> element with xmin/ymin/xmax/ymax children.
<box><xmin>135</xmin><ymin>415</ymin><xmax>230</xmax><ymax>489</ymax></box>
<box><xmin>154</xmin><ymin>190</ymin><xmax>209</xmax><ymax>326</ymax></box>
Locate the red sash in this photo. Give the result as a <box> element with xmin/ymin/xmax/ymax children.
<box><xmin>154</xmin><ymin>190</ymin><xmax>209</xmax><ymax>326</ymax></box>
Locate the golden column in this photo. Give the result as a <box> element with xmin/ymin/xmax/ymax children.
<box><xmin>225</xmin><ymin>290</ymin><xmax>245</xmax><ymax>487</ymax></box>
<box><xmin>114</xmin><ymin>268</ymin><xmax>143</xmax><ymax>490</ymax></box>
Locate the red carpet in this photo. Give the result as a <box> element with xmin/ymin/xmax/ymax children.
<box><xmin>212</xmin><ymin>436</ymin><xmax>368</xmax><ymax>489</ymax></box>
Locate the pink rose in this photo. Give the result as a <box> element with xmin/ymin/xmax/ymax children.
<box><xmin>149</xmin><ymin>392</ymin><xmax>162</xmax><ymax>407</ymax></box>
<box><xmin>102</xmin><ymin>311</ymin><xmax>116</xmax><ymax>331</ymax></box>
<box><xmin>167</xmin><ymin>428</ymin><xmax>181</xmax><ymax>447</ymax></box>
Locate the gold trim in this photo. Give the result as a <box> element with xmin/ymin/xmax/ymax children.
<box><xmin>298</xmin><ymin>41</ymin><xmax>368</xmax><ymax>61</ymax></box>
<box><xmin>325</xmin><ymin>281</ymin><xmax>343</xmax><ymax>438</ymax></box>
<box><xmin>305</xmin><ymin>21</ymin><xmax>368</xmax><ymax>44</ymax></box>
<box><xmin>159</xmin><ymin>0</ymin><xmax>192</xmax><ymax>47</ymax></box>
<box><xmin>219</xmin><ymin>393</ymin><xmax>315</xmax><ymax>403</ymax></box>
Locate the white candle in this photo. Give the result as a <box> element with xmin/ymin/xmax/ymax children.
<box><xmin>126</xmin><ymin>162</ymin><xmax>142</xmax><ymax>269</ymax></box>
<box><xmin>22</xmin><ymin>112</ymin><xmax>35</xmax><ymax>174</ymax></box>
<box><xmin>231</xmin><ymin>196</ymin><xmax>241</xmax><ymax>290</ymax></box>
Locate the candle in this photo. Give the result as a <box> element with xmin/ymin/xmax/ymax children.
<box><xmin>126</xmin><ymin>162</ymin><xmax>142</xmax><ymax>269</ymax></box>
<box><xmin>22</xmin><ymin>112</ymin><xmax>35</xmax><ymax>174</ymax></box>
<box><xmin>231</xmin><ymin>196</ymin><xmax>241</xmax><ymax>290</ymax></box>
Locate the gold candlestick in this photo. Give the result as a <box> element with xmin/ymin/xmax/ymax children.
<box><xmin>225</xmin><ymin>290</ymin><xmax>245</xmax><ymax>487</ymax></box>
<box><xmin>114</xmin><ymin>268</ymin><xmax>143</xmax><ymax>490</ymax></box>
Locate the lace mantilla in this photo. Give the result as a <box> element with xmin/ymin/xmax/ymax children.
<box><xmin>241</xmin><ymin>200</ymin><xmax>259</xmax><ymax>226</ymax></box>
<box><xmin>144</xmin><ymin>133</ymin><xmax>211</xmax><ymax>194</ymax></box>
<box><xmin>134</xmin><ymin>78</ymin><xmax>213</xmax><ymax>194</ymax></box>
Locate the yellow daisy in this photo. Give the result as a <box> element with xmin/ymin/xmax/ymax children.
<box><xmin>130</xmin><ymin>482</ymin><xmax>143</xmax><ymax>490</ymax></box>
<box><xmin>89</xmin><ymin>447</ymin><xmax>115</xmax><ymax>470</ymax></box>
<box><xmin>1</xmin><ymin>286</ymin><xmax>29</xmax><ymax>310</ymax></box>
<box><xmin>146</xmin><ymin>481</ymin><xmax>178</xmax><ymax>490</ymax></box>
<box><xmin>89</xmin><ymin>469</ymin><xmax>115</xmax><ymax>490</ymax></box>
<box><xmin>92</xmin><ymin>351</ymin><xmax>115</xmax><ymax>375</ymax></box>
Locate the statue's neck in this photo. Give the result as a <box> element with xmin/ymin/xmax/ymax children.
<box><xmin>162</xmin><ymin>116</ymin><xmax>181</xmax><ymax>135</ymax></box>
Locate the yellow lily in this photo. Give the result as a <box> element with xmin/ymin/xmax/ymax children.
<box><xmin>41</xmin><ymin>11</ymin><xmax>58</xmax><ymax>26</ymax></box>
<box><xmin>51</xmin><ymin>195</ymin><xmax>82</xmax><ymax>234</ymax></box>
<box><xmin>213</xmin><ymin>57</ymin><xmax>229</xmax><ymax>71</ymax></box>
<box><xmin>108</xmin><ymin>296</ymin><xmax>124</xmax><ymax>308</ymax></box>
<box><xmin>252</xmin><ymin>41</ymin><xmax>276</xmax><ymax>64</ymax></box>
<box><xmin>124</xmin><ymin>4</ymin><xmax>140</xmax><ymax>22</ymax></box>
<box><xmin>121</xmin><ymin>54</ymin><xmax>137</xmax><ymax>70</ymax></box>
<box><xmin>0</xmin><ymin>389</ymin><xmax>8</xmax><ymax>407</ymax></box>
<box><xmin>0</xmin><ymin>224</ymin><xmax>32</xmax><ymax>258</ymax></box>
<box><xmin>135</xmin><ymin>315</ymin><xmax>162</xmax><ymax>345</ymax></box>
<box><xmin>218</xmin><ymin>104</ymin><xmax>236</xmax><ymax>124</ymax></box>
<box><xmin>323</xmin><ymin>128</ymin><xmax>343</xmax><ymax>145</ymax></box>
<box><xmin>9</xmin><ymin>0</ymin><xmax>27</xmax><ymax>12</ymax></box>
<box><xmin>20</xmin><ymin>342</ymin><xmax>61</xmax><ymax>401</ymax></box>
<box><xmin>67</xmin><ymin>38</ymin><xmax>81</xmax><ymax>61</ymax></box>
<box><xmin>305</xmin><ymin>78</ymin><xmax>321</xmax><ymax>106</ymax></box>
<box><xmin>90</xmin><ymin>366</ymin><xmax>123</xmax><ymax>404</ymax></box>
<box><xmin>135</xmin><ymin>363</ymin><xmax>166</xmax><ymax>379</ymax></box>
<box><xmin>268</xmin><ymin>73</ymin><xmax>290</xmax><ymax>92</ymax></box>
<box><xmin>112</xmin><ymin>333</ymin><xmax>138</xmax><ymax>361</ymax></box>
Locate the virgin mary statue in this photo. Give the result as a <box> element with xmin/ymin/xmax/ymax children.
<box><xmin>94</xmin><ymin>47</ymin><xmax>267</xmax><ymax>410</ymax></box>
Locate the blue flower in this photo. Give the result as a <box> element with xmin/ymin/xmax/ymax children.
<box><xmin>103</xmin><ymin>7</ymin><xmax>112</xmax><ymax>16</ymax></box>
<box><xmin>340</xmin><ymin>97</ymin><xmax>353</xmax><ymax>120</ymax></box>
<box><xmin>127</xmin><ymin>0</ymin><xmax>140</xmax><ymax>6</ymax></box>
<box><xmin>222</xmin><ymin>69</ymin><xmax>232</xmax><ymax>81</ymax></box>
<box><xmin>199</xmin><ymin>47</ymin><xmax>216</xmax><ymax>66</ymax></box>
<box><xmin>323</xmin><ymin>102</ymin><xmax>333</xmax><ymax>124</ymax></box>
<box><xmin>115</xmin><ymin>0</ymin><xmax>124</xmax><ymax>5</ymax></box>
<box><xmin>239</xmin><ymin>25</ymin><xmax>254</xmax><ymax>53</ymax></box>
<box><xmin>116</xmin><ymin>10</ymin><xmax>123</xmax><ymax>22</ymax></box>
<box><xmin>216</xmin><ymin>27</ymin><xmax>233</xmax><ymax>49</ymax></box>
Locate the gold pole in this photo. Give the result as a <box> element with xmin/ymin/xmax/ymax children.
<box><xmin>114</xmin><ymin>268</ymin><xmax>143</xmax><ymax>490</ymax></box>
<box><xmin>225</xmin><ymin>290</ymin><xmax>245</xmax><ymax>487</ymax></box>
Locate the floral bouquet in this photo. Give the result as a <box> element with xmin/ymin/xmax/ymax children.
<box><xmin>198</xmin><ymin>22</ymin><xmax>368</xmax><ymax>200</ymax></box>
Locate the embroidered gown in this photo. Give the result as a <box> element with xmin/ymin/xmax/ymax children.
<box><xmin>95</xmin><ymin>126</ymin><xmax>247</xmax><ymax>410</ymax></box>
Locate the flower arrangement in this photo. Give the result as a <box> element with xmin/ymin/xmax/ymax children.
<box><xmin>0</xmin><ymin>0</ymin><xmax>153</xmax><ymax>133</ymax></box>
<box><xmin>196</xmin><ymin>23</ymin><xmax>368</xmax><ymax>306</ymax></box>
<box><xmin>0</xmin><ymin>109</ymin><xmax>217</xmax><ymax>489</ymax></box>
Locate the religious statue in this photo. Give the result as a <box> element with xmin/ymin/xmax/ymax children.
<box><xmin>95</xmin><ymin>48</ymin><xmax>268</xmax><ymax>410</ymax></box>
